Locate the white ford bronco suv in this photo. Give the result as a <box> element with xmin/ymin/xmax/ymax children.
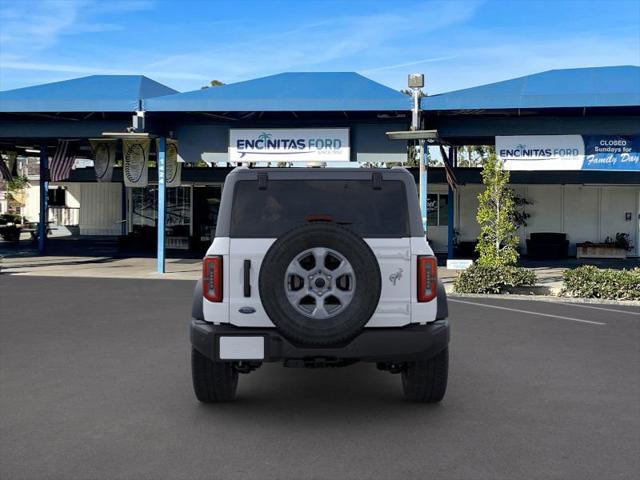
<box><xmin>190</xmin><ymin>167</ymin><xmax>450</xmax><ymax>403</ymax></box>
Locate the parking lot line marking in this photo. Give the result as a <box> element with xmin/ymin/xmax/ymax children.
<box><xmin>449</xmin><ymin>299</ymin><xmax>606</xmax><ymax>325</ymax></box>
<box><xmin>540</xmin><ymin>301</ymin><xmax>640</xmax><ymax>316</ymax></box>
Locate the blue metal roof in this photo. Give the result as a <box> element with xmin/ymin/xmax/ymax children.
<box><xmin>422</xmin><ymin>66</ymin><xmax>640</xmax><ymax>111</ymax></box>
<box><xmin>0</xmin><ymin>75</ymin><xmax>178</xmax><ymax>113</ymax></box>
<box><xmin>145</xmin><ymin>72</ymin><xmax>411</xmax><ymax>112</ymax></box>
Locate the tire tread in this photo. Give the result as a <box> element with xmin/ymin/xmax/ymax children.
<box><xmin>402</xmin><ymin>347</ymin><xmax>448</xmax><ymax>403</ymax></box>
<box><xmin>191</xmin><ymin>348</ymin><xmax>238</xmax><ymax>403</ymax></box>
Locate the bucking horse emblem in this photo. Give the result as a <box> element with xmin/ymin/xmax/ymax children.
<box><xmin>389</xmin><ymin>268</ymin><xmax>403</xmax><ymax>286</ymax></box>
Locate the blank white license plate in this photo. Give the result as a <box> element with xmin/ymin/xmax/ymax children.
<box><xmin>219</xmin><ymin>336</ymin><xmax>264</xmax><ymax>360</ymax></box>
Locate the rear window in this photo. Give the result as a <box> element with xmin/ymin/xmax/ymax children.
<box><xmin>230</xmin><ymin>179</ymin><xmax>410</xmax><ymax>237</ymax></box>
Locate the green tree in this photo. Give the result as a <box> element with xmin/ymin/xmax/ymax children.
<box><xmin>382</xmin><ymin>142</ymin><xmax>421</xmax><ymax>168</ymax></box>
<box><xmin>404</xmin><ymin>142</ymin><xmax>421</xmax><ymax>167</ymax></box>
<box><xmin>6</xmin><ymin>175</ymin><xmax>29</xmax><ymax>209</ymax></box>
<box><xmin>475</xmin><ymin>153</ymin><xmax>519</xmax><ymax>266</ymax></box>
<box><xmin>201</xmin><ymin>79</ymin><xmax>225</xmax><ymax>89</ymax></box>
<box><xmin>457</xmin><ymin>145</ymin><xmax>495</xmax><ymax>167</ymax></box>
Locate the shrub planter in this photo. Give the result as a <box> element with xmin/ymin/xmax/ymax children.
<box><xmin>562</xmin><ymin>266</ymin><xmax>640</xmax><ymax>301</ymax></box>
<box><xmin>453</xmin><ymin>264</ymin><xmax>537</xmax><ymax>294</ymax></box>
<box><xmin>0</xmin><ymin>225</ymin><xmax>22</xmax><ymax>242</ymax></box>
<box><xmin>508</xmin><ymin>285</ymin><xmax>553</xmax><ymax>296</ymax></box>
<box><xmin>576</xmin><ymin>243</ymin><xmax>627</xmax><ymax>259</ymax></box>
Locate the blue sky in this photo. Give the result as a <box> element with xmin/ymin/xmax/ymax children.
<box><xmin>0</xmin><ymin>0</ymin><xmax>638</xmax><ymax>94</ymax></box>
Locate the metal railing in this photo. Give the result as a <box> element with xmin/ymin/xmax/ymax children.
<box><xmin>48</xmin><ymin>207</ymin><xmax>79</xmax><ymax>226</ymax></box>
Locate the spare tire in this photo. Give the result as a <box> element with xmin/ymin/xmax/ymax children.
<box><xmin>259</xmin><ymin>223</ymin><xmax>381</xmax><ymax>346</ymax></box>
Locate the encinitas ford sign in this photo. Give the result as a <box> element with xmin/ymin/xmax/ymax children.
<box><xmin>497</xmin><ymin>135</ymin><xmax>585</xmax><ymax>170</ymax></box>
<box><xmin>497</xmin><ymin>135</ymin><xmax>640</xmax><ymax>171</ymax></box>
<box><xmin>229</xmin><ymin>128</ymin><xmax>350</xmax><ymax>162</ymax></box>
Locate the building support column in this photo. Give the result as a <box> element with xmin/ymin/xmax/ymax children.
<box><xmin>420</xmin><ymin>140</ymin><xmax>428</xmax><ymax>234</ymax></box>
<box><xmin>38</xmin><ymin>145</ymin><xmax>48</xmax><ymax>254</ymax></box>
<box><xmin>447</xmin><ymin>146</ymin><xmax>456</xmax><ymax>260</ymax></box>
<box><xmin>157</xmin><ymin>137</ymin><xmax>166</xmax><ymax>273</ymax></box>
<box><xmin>121</xmin><ymin>182</ymin><xmax>127</xmax><ymax>236</ymax></box>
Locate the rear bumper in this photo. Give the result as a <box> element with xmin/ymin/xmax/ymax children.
<box><xmin>190</xmin><ymin>320</ymin><xmax>450</xmax><ymax>363</ymax></box>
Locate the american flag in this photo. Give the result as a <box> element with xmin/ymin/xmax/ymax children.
<box><xmin>49</xmin><ymin>140</ymin><xmax>78</xmax><ymax>182</ymax></box>
<box><xmin>439</xmin><ymin>145</ymin><xmax>458</xmax><ymax>190</ymax></box>
<box><xmin>0</xmin><ymin>156</ymin><xmax>12</xmax><ymax>181</ymax></box>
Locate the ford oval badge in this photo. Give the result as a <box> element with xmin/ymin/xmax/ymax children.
<box><xmin>238</xmin><ymin>306</ymin><xmax>256</xmax><ymax>314</ymax></box>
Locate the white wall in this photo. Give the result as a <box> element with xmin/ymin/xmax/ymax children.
<box><xmin>23</xmin><ymin>182</ymin><xmax>40</xmax><ymax>222</ymax></box>
<box><xmin>78</xmin><ymin>183</ymin><xmax>122</xmax><ymax>235</ymax></box>
<box><xmin>22</xmin><ymin>183</ymin><xmax>93</xmax><ymax>219</ymax></box>
<box><xmin>455</xmin><ymin>183</ymin><xmax>640</xmax><ymax>257</ymax></box>
<box><xmin>64</xmin><ymin>184</ymin><xmax>81</xmax><ymax>208</ymax></box>
<box><xmin>524</xmin><ymin>186</ymin><xmax>563</xmax><ymax>234</ymax></box>
<box><xmin>456</xmin><ymin>184</ymin><xmax>482</xmax><ymax>243</ymax></box>
<box><xmin>562</xmin><ymin>186</ymin><xmax>599</xmax><ymax>254</ymax></box>
<box><xmin>425</xmin><ymin>184</ymin><xmax>449</xmax><ymax>252</ymax></box>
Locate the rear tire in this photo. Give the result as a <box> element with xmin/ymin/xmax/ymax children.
<box><xmin>191</xmin><ymin>348</ymin><xmax>238</xmax><ymax>403</ymax></box>
<box><xmin>401</xmin><ymin>348</ymin><xmax>448</xmax><ymax>403</ymax></box>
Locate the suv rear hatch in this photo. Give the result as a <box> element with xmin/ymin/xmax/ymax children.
<box><xmin>224</xmin><ymin>171</ymin><xmax>419</xmax><ymax>328</ymax></box>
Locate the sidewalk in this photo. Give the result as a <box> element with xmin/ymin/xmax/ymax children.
<box><xmin>0</xmin><ymin>255</ymin><xmax>201</xmax><ymax>281</ymax></box>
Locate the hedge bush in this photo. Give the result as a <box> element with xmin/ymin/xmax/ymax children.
<box><xmin>453</xmin><ymin>264</ymin><xmax>536</xmax><ymax>294</ymax></box>
<box><xmin>561</xmin><ymin>266</ymin><xmax>640</xmax><ymax>301</ymax></box>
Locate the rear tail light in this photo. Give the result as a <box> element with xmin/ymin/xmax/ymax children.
<box><xmin>203</xmin><ymin>256</ymin><xmax>223</xmax><ymax>302</ymax></box>
<box><xmin>417</xmin><ymin>256</ymin><xmax>437</xmax><ymax>302</ymax></box>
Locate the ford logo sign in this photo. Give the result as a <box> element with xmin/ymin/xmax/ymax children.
<box><xmin>238</xmin><ymin>307</ymin><xmax>256</xmax><ymax>314</ymax></box>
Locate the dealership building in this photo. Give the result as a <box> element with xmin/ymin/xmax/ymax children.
<box><xmin>1</xmin><ymin>65</ymin><xmax>639</xmax><ymax>266</ymax></box>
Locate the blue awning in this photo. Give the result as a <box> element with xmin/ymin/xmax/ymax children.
<box><xmin>145</xmin><ymin>72</ymin><xmax>411</xmax><ymax>112</ymax></box>
<box><xmin>422</xmin><ymin>66</ymin><xmax>640</xmax><ymax>111</ymax></box>
<box><xmin>0</xmin><ymin>75</ymin><xmax>178</xmax><ymax>113</ymax></box>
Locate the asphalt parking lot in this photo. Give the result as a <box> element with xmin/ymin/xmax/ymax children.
<box><xmin>1</xmin><ymin>276</ymin><xmax>638</xmax><ymax>480</ymax></box>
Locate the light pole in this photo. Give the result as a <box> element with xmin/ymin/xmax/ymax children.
<box><xmin>408</xmin><ymin>73</ymin><xmax>427</xmax><ymax>233</ymax></box>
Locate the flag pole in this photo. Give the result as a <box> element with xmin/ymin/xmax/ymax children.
<box><xmin>408</xmin><ymin>73</ymin><xmax>426</xmax><ymax>234</ymax></box>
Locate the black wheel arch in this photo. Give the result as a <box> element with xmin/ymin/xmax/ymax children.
<box><xmin>192</xmin><ymin>279</ymin><xmax>204</xmax><ymax>320</ymax></box>
<box><xmin>436</xmin><ymin>279</ymin><xmax>448</xmax><ymax>320</ymax></box>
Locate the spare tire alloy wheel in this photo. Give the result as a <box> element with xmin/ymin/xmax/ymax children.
<box><xmin>285</xmin><ymin>247</ymin><xmax>355</xmax><ymax>320</ymax></box>
<box><xmin>259</xmin><ymin>223</ymin><xmax>381</xmax><ymax>346</ymax></box>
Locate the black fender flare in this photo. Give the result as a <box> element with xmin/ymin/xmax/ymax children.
<box><xmin>436</xmin><ymin>279</ymin><xmax>448</xmax><ymax>320</ymax></box>
<box><xmin>192</xmin><ymin>279</ymin><xmax>204</xmax><ymax>320</ymax></box>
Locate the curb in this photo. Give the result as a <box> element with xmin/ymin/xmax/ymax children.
<box><xmin>447</xmin><ymin>292</ymin><xmax>640</xmax><ymax>307</ymax></box>
<box><xmin>444</xmin><ymin>283</ymin><xmax>561</xmax><ymax>296</ymax></box>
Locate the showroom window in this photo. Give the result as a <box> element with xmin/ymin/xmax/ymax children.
<box><xmin>426</xmin><ymin>193</ymin><xmax>449</xmax><ymax>227</ymax></box>
<box><xmin>130</xmin><ymin>186</ymin><xmax>192</xmax><ymax>249</ymax></box>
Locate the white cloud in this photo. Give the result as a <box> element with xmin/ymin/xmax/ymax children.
<box><xmin>0</xmin><ymin>60</ymin><xmax>209</xmax><ymax>81</ymax></box>
<box><xmin>0</xmin><ymin>0</ymin><xmax>483</xmax><ymax>90</ymax></box>
<box><xmin>136</xmin><ymin>1</ymin><xmax>484</xmax><ymax>89</ymax></box>
<box><xmin>0</xmin><ymin>0</ymin><xmax>153</xmax><ymax>56</ymax></box>
<box><xmin>360</xmin><ymin>56</ymin><xmax>459</xmax><ymax>74</ymax></box>
<box><xmin>1</xmin><ymin>0</ymin><xmax>81</xmax><ymax>53</ymax></box>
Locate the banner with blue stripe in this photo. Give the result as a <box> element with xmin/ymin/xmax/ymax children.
<box><xmin>582</xmin><ymin>136</ymin><xmax>640</xmax><ymax>171</ymax></box>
